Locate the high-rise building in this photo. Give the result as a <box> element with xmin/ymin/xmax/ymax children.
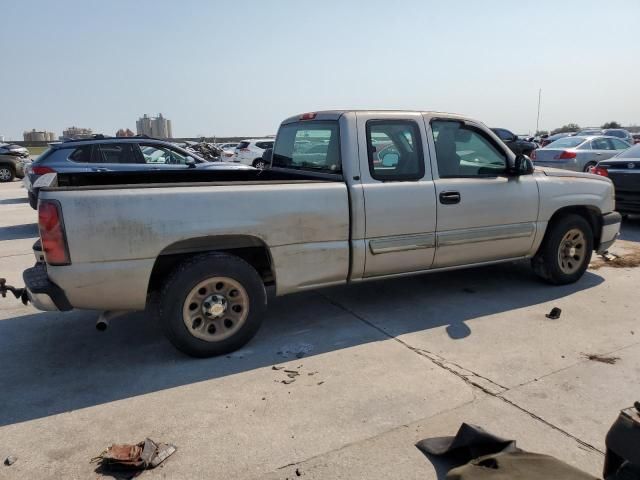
<box><xmin>62</xmin><ymin>126</ymin><xmax>93</xmax><ymax>140</ymax></box>
<box><xmin>23</xmin><ymin>129</ymin><xmax>56</xmax><ymax>142</ymax></box>
<box><xmin>135</xmin><ymin>113</ymin><xmax>173</xmax><ymax>138</ymax></box>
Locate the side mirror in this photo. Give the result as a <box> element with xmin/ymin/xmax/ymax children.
<box><xmin>381</xmin><ymin>152</ymin><xmax>399</xmax><ymax>167</ymax></box>
<box><xmin>262</xmin><ymin>148</ymin><xmax>273</xmax><ymax>165</ymax></box>
<box><xmin>185</xmin><ymin>157</ymin><xmax>197</xmax><ymax>169</ymax></box>
<box><xmin>510</xmin><ymin>154</ymin><xmax>534</xmax><ymax>175</ymax></box>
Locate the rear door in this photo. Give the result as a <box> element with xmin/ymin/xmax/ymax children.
<box><xmin>91</xmin><ymin>143</ymin><xmax>145</xmax><ymax>171</ymax></box>
<box><xmin>589</xmin><ymin>138</ymin><xmax>619</xmax><ymax>162</ymax></box>
<box><xmin>357</xmin><ymin>112</ymin><xmax>437</xmax><ymax>277</ymax></box>
<box><xmin>427</xmin><ymin>118</ymin><xmax>539</xmax><ymax>267</ymax></box>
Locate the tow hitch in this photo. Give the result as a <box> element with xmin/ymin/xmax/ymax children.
<box><xmin>0</xmin><ymin>278</ymin><xmax>29</xmax><ymax>305</ymax></box>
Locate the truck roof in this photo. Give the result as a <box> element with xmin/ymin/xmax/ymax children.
<box><xmin>280</xmin><ymin>110</ymin><xmax>471</xmax><ymax>125</ymax></box>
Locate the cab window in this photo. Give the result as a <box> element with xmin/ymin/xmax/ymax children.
<box><xmin>273</xmin><ymin>121</ymin><xmax>340</xmax><ymax>173</ymax></box>
<box><xmin>366</xmin><ymin>120</ymin><xmax>424</xmax><ymax>181</ymax></box>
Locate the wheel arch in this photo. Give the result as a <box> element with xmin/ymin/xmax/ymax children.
<box><xmin>546</xmin><ymin>205</ymin><xmax>602</xmax><ymax>248</ymax></box>
<box><xmin>147</xmin><ymin>235</ymin><xmax>276</xmax><ymax>297</ymax></box>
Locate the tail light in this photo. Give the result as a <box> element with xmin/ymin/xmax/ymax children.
<box><xmin>556</xmin><ymin>150</ymin><xmax>577</xmax><ymax>159</ymax></box>
<box><xmin>590</xmin><ymin>166</ymin><xmax>609</xmax><ymax>177</ymax></box>
<box><xmin>38</xmin><ymin>200</ymin><xmax>70</xmax><ymax>265</ymax></box>
<box><xmin>300</xmin><ymin>112</ymin><xmax>317</xmax><ymax>121</ymax></box>
<box><xmin>530</xmin><ymin>150</ymin><xmax>537</xmax><ymax>160</ymax></box>
<box><xmin>32</xmin><ymin>166</ymin><xmax>56</xmax><ymax>175</ymax></box>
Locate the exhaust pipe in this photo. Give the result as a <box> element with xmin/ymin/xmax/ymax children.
<box><xmin>96</xmin><ymin>310</ymin><xmax>131</xmax><ymax>331</ymax></box>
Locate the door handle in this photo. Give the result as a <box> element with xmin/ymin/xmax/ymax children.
<box><xmin>439</xmin><ymin>191</ymin><xmax>461</xmax><ymax>205</ymax></box>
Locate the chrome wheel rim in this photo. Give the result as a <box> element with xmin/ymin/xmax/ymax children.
<box><xmin>255</xmin><ymin>161</ymin><xmax>265</xmax><ymax>169</ymax></box>
<box><xmin>557</xmin><ymin>228</ymin><xmax>586</xmax><ymax>274</ymax></box>
<box><xmin>0</xmin><ymin>168</ymin><xmax>11</xmax><ymax>181</ymax></box>
<box><xmin>182</xmin><ymin>277</ymin><xmax>249</xmax><ymax>342</ymax></box>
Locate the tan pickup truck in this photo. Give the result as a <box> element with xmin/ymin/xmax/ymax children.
<box><xmin>9</xmin><ymin>110</ymin><xmax>621</xmax><ymax>357</ymax></box>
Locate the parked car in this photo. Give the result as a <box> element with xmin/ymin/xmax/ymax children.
<box><xmin>591</xmin><ymin>143</ymin><xmax>640</xmax><ymax>214</ymax></box>
<box><xmin>25</xmin><ymin>137</ymin><xmax>253</xmax><ymax>208</ymax></box>
<box><xmin>234</xmin><ymin>138</ymin><xmax>275</xmax><ymax>168</ymax></box>
<box><xmin>532</xmin><ymin>135</ymin><xmax>630</xmax><ymax>172</ymax></box>
<box><xmin>217</xmin><ymin>142</ymin><xmax>239</xmax><ymax>151</ymax></box>
<box><xmin>0</xmin><ymin>143</ymin><xmax>29</xmax><ymax>158</ymax></box>
<box><xmin>602</xmin><ymin>129</ymin><xmax>635</xmax><ymax>145</ymax></box>
<box><xmin>575</xmin><ymin>128</ymin><xmax>603</xmax><ymax>137</ymax></box>
<box><xmin>491</xmin><ymin>128</ymin><xmax>537</xmax><ymax>156</ymax></box>
<box><xmin>540</xmin><ymin>132</ymin><xmax>575</xmax><ymax>147</ymax></box>
<box><xmin>219</xmin><ymin>143</ymin><xmax>240</xmax><ymax>161</ymax></box>
<box><xmin>7</xmin><ymin>110</ymin><xmax>620</xmax><ymax>357</ymax></box>
<box><xmin>0</xmin><ymin>154</ymin><xmax>31</xmax><ymax>182</ymax></box>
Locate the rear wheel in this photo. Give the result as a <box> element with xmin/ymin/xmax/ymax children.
<box><xmin>0</xmin><ymin>165</ymin><xmax>15</xmax><ymax>182</ymax></box>
<box><xmin>531</xmin><ymin>214</ymin><xmax>593</xmax><ymax>284</ymax></box>
<box><xmin>583</xmin><ymin>161</ymin><xmax>597</xmax><ymax>172</ymax></box>
<box><xmin>159</xmin><ymin>252</ymin><xmax>266</xmax><ymax>357</ymax></box>
<box><xmin>252</xmin><ymin>158</ymin><xmax>266</xmax><ymax>169</ymax></box>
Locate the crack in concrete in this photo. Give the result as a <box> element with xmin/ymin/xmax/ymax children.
<box><xmin>317</xmin><ymin>292</ymin><xmax>605</xmax><ymax>455</ymax></box>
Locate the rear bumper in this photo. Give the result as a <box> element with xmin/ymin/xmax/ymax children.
<box><xmin>598</xmin><ymin>211</ymin><xmax>622</xmax><ymax>254</ymax></box>
<box><xmin>23</xmin><ymin>263</ymin><xmax>72</xmax><ymax>312</ymax></box>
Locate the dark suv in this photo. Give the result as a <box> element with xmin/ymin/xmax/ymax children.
<box><xmin>25</xmin><ymin>136</ymin><xmax>252</xmax><ymax>208</ymax></box>
<box><xmin>491</xmin><ymin>128</ymin><xmax>537</xmax><ymax>156</ymax></box>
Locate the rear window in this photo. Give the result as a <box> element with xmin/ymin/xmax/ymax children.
<box><xmin>68</xmin><ymin>145</ymin><xmax>93</xmax><ymax>163</ymax></box>
<box><xmin>273</xmin><ymin>121</ymin><xmax>340</xmax><ymax>173</ymax></box>
<box><xmin>255</xmin><ymin>141</ymin><xmax>274</xmax><ymax>149</ymax></box>
<box><xmin>237</xmin><ymin>141</ymin><xmax>250</xmax><ymax>149</ymax></box>
<box><xmin>614</xmin><ymin>144</ymin><xmax>640</xmax><ymax>158</ymax></box>
<box><xmin>604</xmin><ymin>130</ymin><xmax>626</xmax><ymax>138</ymax></box>
<box><xmin>546</xmin><ymin>137</ymin><xmax>585</xmax><ymax>149</ymax></box>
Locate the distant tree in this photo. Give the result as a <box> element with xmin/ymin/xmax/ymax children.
<box><xmin>601</xmin><ymin>121</ymin><xmax>621</xmax><ymax>129</ymax></box>
<box><xmin>551</xmin><ymin>123</ymin><xmax>580</xmax><ymax>135</ymax></box>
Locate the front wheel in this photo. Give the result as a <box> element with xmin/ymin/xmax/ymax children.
<box><xmin>159</xmin><ymin>252</ymin><xmax>267</xmax><ymax>357</ymax></box>
<box><xmin>583</xmin><ymin>161</ymin><xmax>597</xmax><ymax>172</ymax></box>
<box><xmin>0</xmin><ymin>165</ymin><xmax>15</xmax><ymax>182</ymax></box>
<box><xmin>252</xmin><ymin>158</ymin><xmax>266</xmax><ymax>169</ymax></box>
<box><xmin>531</xmin><ymin>214</ymin><xmax>593</xmax><ymax>284</ymax></box>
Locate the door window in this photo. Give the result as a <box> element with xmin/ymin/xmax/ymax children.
<box><xmin>366</xmin><ymin>120</ymin><xmax>424</xmax><ymax>181</ymax></box>
<box><xmin>255</xmin><ymin>141</ymin><xmax>274</xmax><ymax>150</ymax></box>
<box><xmin>431</xmin><ymin>121</ymin><xmax>507</xmax><ymax>178</ymax></box>
<box><xmin>611</xmin><ymin>139</ymin><xmax>630</xmax><ymax>150</ymax></box>
<box><xmin>138</xmin><ymin>144</ymin><xmax>189</xmax><ymax>164</ymax></box>
<box><xmin>494</xmin><ymin>129</ymin><xmax>514</xmax><ymax>141</ymax></box>
<box><xmin>96</xmin><ymin>143</ymin><xmax>139</xmax><ymax>163</ymax></box>
<box><xmin>591</xmin><ymin>138</ymin><xmax>614</xmax><ymax>150</ymax></box>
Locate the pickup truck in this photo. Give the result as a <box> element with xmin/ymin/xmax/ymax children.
<box><xmin>10</xmin><ymin>110</ymin><xmax>621</xmax><ymax>357</ymax></box>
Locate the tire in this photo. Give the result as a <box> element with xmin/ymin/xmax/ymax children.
<box><xmin>252</xmin><ymin>158</ymin><xmax>266</xmax><ymax>169</ymax></box>
<box><xmin>159</xmin><ymin>252</ymin><xmax>267</xmax><ymax>357</ymax></box>
<box><xmin>28</xmin><ymin>192</ymin><xmax>38</xmax><ymax>210</ymax></box>
<box><xmin>0</xmin><ymin>165</ymin><xmax>15</xmax><ymax>182</ymax></box>
<box><xmin>583</xmin><ymin>161</ymin><xmax>597</xmax><ymax>172</ymax></box>
<box><xmin>531</xmin><ymin>214</ymin><xmax>593</xmax><ymax>285</ymax></box>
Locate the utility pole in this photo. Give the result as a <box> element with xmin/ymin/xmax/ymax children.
<box><xmin>536</xmin><ymin>88</ymin><xmax>542</xmax><ymax>134</ymax></box>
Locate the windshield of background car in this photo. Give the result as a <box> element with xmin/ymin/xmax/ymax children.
<box><xmin>615</xmin><ymin>144</ymin><xmax>640</xmax><ymax>159</ymax></box>
<box><xmin>604</xmin><ymin>130</ymin><xmax>625</xmax><ymax>138</ymax></box>
<box><xmin>273</xmin><ymin>121</ymin><xmax>341</xmax><ymax>173</ymax></box>
<box><xmin>546</xmin><ymin>137</ymin><xmax>585</xmax><ymax>149</ymax></box>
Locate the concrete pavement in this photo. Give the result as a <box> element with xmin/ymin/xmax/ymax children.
<box><xmin>0</xmin><ymin>180</ymin><xmax>638</xmax><ymax>479</ymax></box>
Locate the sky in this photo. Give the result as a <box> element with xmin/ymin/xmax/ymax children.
<box><xmin>2</xmin><ymin>0</ymin><xmax>639</xmax><ymax>140</ymax></box>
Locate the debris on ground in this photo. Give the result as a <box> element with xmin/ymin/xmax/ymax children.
<box><xmin>272</xmin><ymin>365</ymin><xmax>284</xmax><ymax>370</ymax></box>
<box><xmin>4</xmin><ymin>456</ymin><xmax>17</xmax><ymax>466</ymax></box>
<box><xmin>545</xmin><ymin>307</ymin><xmax>562</xmax><ymax>320</ymax></box>
<box><xmin>296</xmin><ymin>467</ymin><xmax>303</xmax><ymax>476</ymax></box>
<box><xmin>590</xmin><ymin>249</ymin><xmax>640</xmax><ymax>270</ymax></box>
<box><xmin>582</xmin><ymin>353</ymin><xmax>620</xmax><ymax>365</ymax></box>
<box><xmin>92</xmin><ymin>438</ymin><xmax>176</xmax><ymax>474</ymax></box>
<box><xmin>281</xmin><ymin>379</ymin><xmax>296</xmax><ymax>385</ymax></box>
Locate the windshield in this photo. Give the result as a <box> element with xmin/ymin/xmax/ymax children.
<box><xmin>604</xmin><ymin>130</ymin><xmax>626</xmax><ymax>138</ymax></box>
<box><xmin>546</xmin><ymin>137</ymin><xmax>586</xmax><ymax>149</ymax></box>
<box><xmin>272</xmin><ymin>121</ymin><xmax>340</xmax><ymax>173</ymax></box>
<box><xmin>615</xmin><ymin>144</ymin><xmax>640</xmax><ymax>159</ymax></box>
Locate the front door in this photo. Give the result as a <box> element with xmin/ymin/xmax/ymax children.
<box><xmin>358</xmin><ymin>113</ymin><xmax>438</xmax><ymax>277</ymax></box>
<box><xmin>427</xmin><ymin>118</ymin><xmax>539</xmax><ymax>268</ymax></box>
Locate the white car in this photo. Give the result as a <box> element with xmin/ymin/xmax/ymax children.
<box><xmin>218</xmin><ymin>143</ymin><xmax>240</xmax><ymax>161</ymax></box>
<box><xmin>234</xmin><ymin>138</ymin><xmax>274</xmax><ymax>168</ymax></box>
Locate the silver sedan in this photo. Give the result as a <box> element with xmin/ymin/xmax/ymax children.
<box><xmin>532</xmin><ymin>135</ymin><xmax>631</xmax><ymax>172</ymax></box>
